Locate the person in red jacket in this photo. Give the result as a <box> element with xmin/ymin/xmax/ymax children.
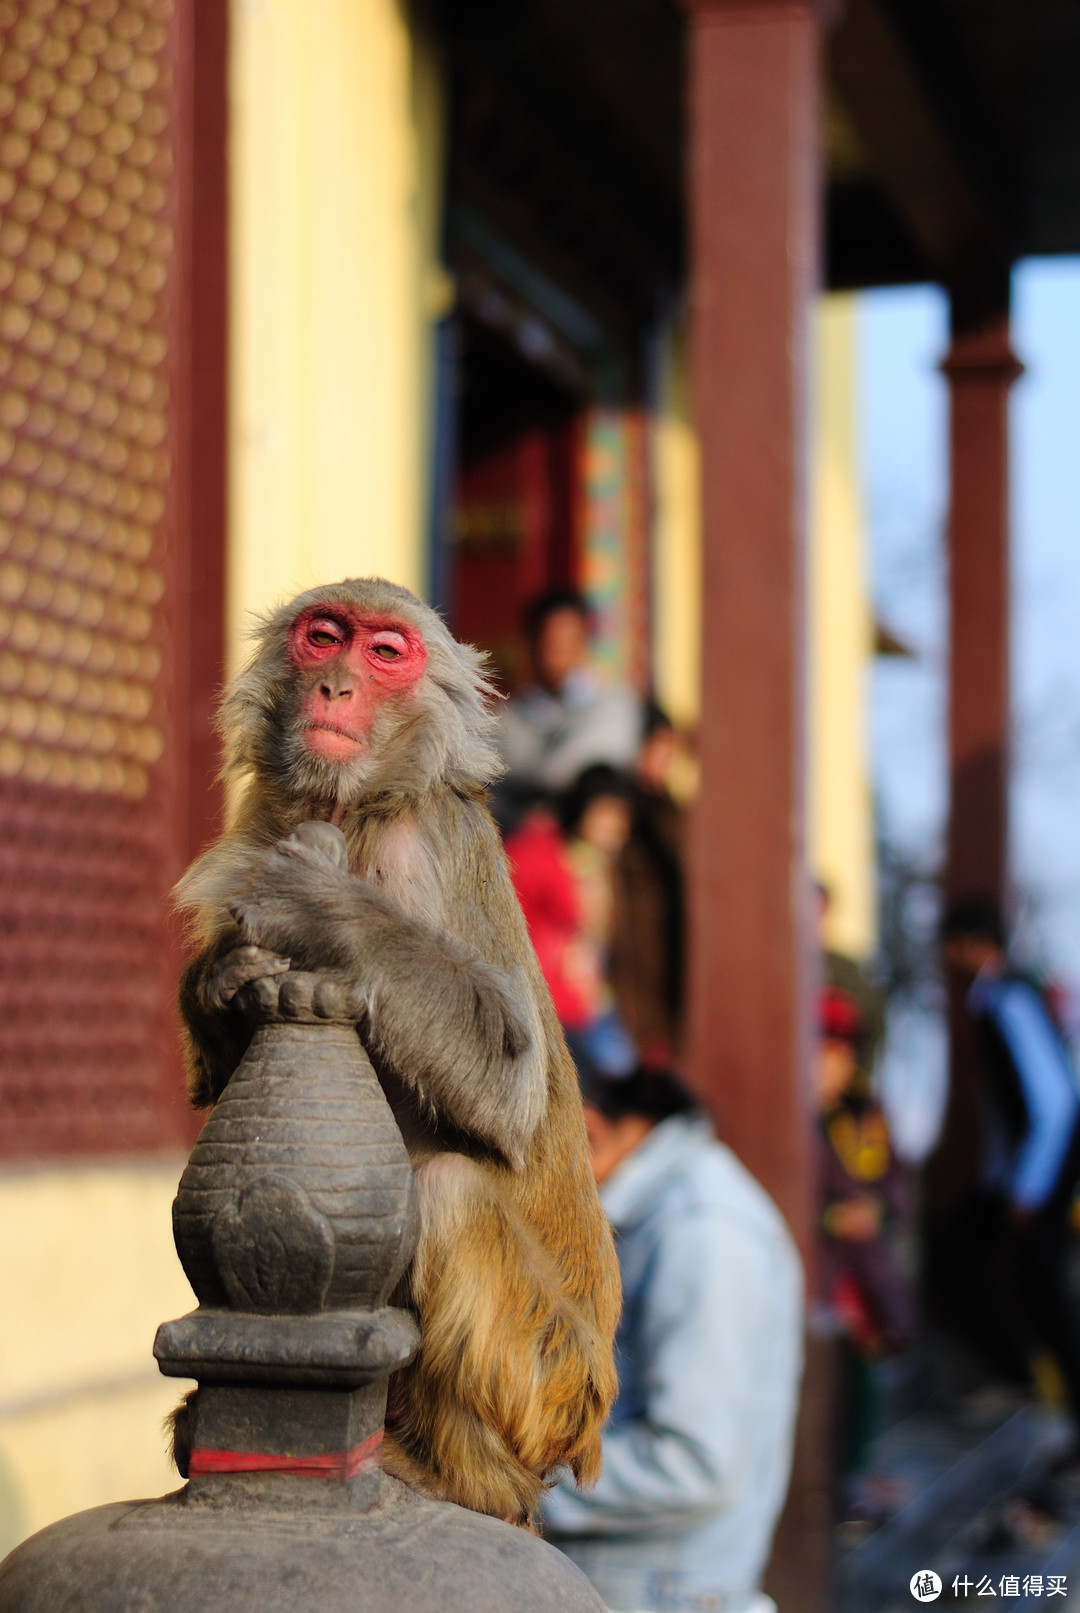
<box><xmin>504</xmin><ymin>807</ymin><xmax>597</xmax><ymax>1029</ymax></box>
<box><xmin>506</xmin><ymin>767</ymin><xmax>636</xmax><ymax>1076</ymax></box>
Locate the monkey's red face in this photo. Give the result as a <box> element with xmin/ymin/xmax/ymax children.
<box><xmin>288</xmin><ymin>605</ymin><xmax>428</xmax><ymax>762</ymax></box>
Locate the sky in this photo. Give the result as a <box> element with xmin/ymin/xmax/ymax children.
<box><xmin>859</xmin><ymin>263</ymin><xmax>1080</xmax><ymax>1155</ymax></box>
<box><xmin>861</xmin><ymin>262</ymin><xmax>1080</xmax><ymax>990</ymax></box>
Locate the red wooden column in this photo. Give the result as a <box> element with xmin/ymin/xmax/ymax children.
<box><xmin>681</xmin><ymin>3</ymin><xmax>827</xmax><ymax>1602</ymax></box>
<box><xmin>928</xmin><ymin>305</ymin><xmax>1021</xmax><ymax>1219</ymax></box>
<box><xmin>178</xmin><ymin>0</ymin><xmax>231</xmax><ymax>868</ymax></box>
<box><xmin>681</xmin><ymin>0</ymin><xmax>821</xmax><ymax>1264</ymax></box>
<box><xmin>943</xmin><ymin>308</ymin><xmax>1020</xmax><ymax>913</ymax></box>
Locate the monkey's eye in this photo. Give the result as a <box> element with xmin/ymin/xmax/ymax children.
<box><xmin>371</xmin><ymin>643</ymin><xmax>402</xmax><ymax>660</ymax></box>
<box><xmin>306</xmin><ymin>618</ymin><xmax>347</xmax><ymax>649</ymax></box>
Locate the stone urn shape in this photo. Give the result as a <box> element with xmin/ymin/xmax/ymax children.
<box><xmin>158</xmin><ymin>990</ymin><xmax>421</xmax><ymax>1394</ymax></box>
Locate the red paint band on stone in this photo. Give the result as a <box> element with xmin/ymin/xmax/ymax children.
<box><xmin>189</xmin><ymin>1428</ymin><xmax>383</xmax><ymax>1480</ymax></box>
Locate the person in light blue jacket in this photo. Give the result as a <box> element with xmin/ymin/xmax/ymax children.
<box><xmin>542</xmin><ymin>1069</ymin><xmax>804</xmax><ymax>1613</ymax></box>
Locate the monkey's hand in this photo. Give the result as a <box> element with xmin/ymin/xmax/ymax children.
<box><xmin>198</xmin><ymin>943</ymin><xmax>292</xmax><ymax>1012</ymax></box>
<box><xmin>228</xmin><ymin>835</ymin><xmax>546</xmax><ymax>1167</ymax></box>
<box><xmin>227</xmin><ymin>835</ymin><xmax>371</xmax><ymax>970</ymax></box>
<box><xmin>179</xmin><ymin>932</ymin><xmax>291</xmax><ymax>1109</ymax></box>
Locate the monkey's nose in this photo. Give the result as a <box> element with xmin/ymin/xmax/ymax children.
<box><xmin>319</xmin><ymin>679</ymin><xmax>353</xmax><ymax>701</ymax></box>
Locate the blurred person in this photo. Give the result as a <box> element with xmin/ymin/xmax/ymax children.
<box><xmin>817</xmin><ymin>881</ymin><xmax>885</xmax><ymax>1089</ymax></box>
<box><xmin>610</xmin><ymin>701</ymin><xmax>686</xmax><ymax>1063</ymax></box>
<box><xmin>818</xmin><ymin>986</ymin><xmax>913</xmax><ymax>1511</ymax></box>
<box><xmin>494</xmin><ymin>589</ymin><xmax>643</xmax><ymax>828</ymax></box>
<box><xmin>506</xmin><ymin>766</ymin><xmax>637</xmax><ymax>1076</ymax></box>
<box><xmin>819</xmin><ymin>987</ymin><xmax>912</xmax><ymax>1353</ymax></box>
<box><xmin>939</xmin><ymin>894</ymin><xmax>1080</xmax><ymax>1447</ymax></box>
<box><xmin>504</xmin><ymin>804</ymin><xmax>591</xmax><ymax>1032</ymax></box>
<box><xmin>543</xmin><ymin>1066</ymin><xmax>803</xmax><ymax>1613</ymax></box>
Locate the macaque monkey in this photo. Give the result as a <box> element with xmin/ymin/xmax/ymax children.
<box><xmin>175</xmin><ymin>577</ymin><xmax>620</xmax><ymax>1525</ymax></box>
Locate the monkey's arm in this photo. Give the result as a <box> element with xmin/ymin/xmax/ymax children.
<box><xmin>229</xmin><ymin>841</ymin><xmax>546</xmax><ymax>1167</ymax></box>
<box><xmin>179</xmin><ymin>930</ymin><xmax>291</xmax><ymax>1107</ymax></box>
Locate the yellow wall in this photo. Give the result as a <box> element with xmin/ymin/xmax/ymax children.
<box><xmin>651</xmin><ymin>314</ymin><xmax>703</xmax><ymax>731</ymax></box>
<box><xmin>228</xmin><ymin>0</ymin><xmax>441</xmax><ymax>666</ymax></box>
<box><xmin>0</xmin><ymin>1162</ymin><xmax>195</xmax><ymax>1552</ymax></box>
<box><xmin>809</xmin><ymin>295</ymin><xmax>876</xmax><ymax>958</ymax></box>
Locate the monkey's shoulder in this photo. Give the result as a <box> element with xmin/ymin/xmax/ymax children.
<box><xmin>370</xmin><ymin>793</ymin><xmax>540</xmax><ymax>974</ymax></box>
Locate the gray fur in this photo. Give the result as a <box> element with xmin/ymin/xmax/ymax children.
<box><xmin>225</xmin><ymin>834</ymin><xmax>546</xmax><ymax>1166</ymax></box>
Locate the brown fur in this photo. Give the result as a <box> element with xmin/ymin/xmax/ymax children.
<box><xmin>175</xmin><ymin>577</ymin><xmax>620</xmax><ymax>1524</ymax></box>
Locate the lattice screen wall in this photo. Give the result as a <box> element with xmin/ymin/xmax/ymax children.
<box><xmin>0</xmin><ymin>0</ymin><xmax>204</xmax><ymax>1155</ymax></box>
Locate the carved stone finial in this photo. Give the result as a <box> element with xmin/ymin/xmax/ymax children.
<box><xmin>156</xmin><ymin>994</ymin><xmax>420</xmax><ymax>1393</ymax></box>
<box><xmin>152</xmin><ymin>891</ymin><xmax>421</xmax><ymax>1500</ymax></box>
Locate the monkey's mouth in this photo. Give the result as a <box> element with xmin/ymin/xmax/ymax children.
<box><xmin>302</xmin><ymin>720</ymin><xmax>367</xmax><ymax>758</ymax></box>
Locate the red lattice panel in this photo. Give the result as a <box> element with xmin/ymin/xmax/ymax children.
<box><xmin>0</xmin><ymin>0</ymin><xmax>192</xmax><ymax>1155</ymax></box>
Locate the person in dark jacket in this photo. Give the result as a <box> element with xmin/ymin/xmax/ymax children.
<box><xmin>942</xmin><ymin>894</ymin><xmax>1080</xmax><ymax>1441</ymax></box>
<box><xmin>819</xmin><ymin>987</ymin><xmax>912</xmax><ymax>1357</ymax></box>
<box><xmin>610</xmin><ymin>701</ymin><xmax>686</xmax><ymax>1064</ymax></box>
<box><xmin>818</xmin><ymin>985</ymin><xmax>913</xmax><ymax>1506</ymax></box>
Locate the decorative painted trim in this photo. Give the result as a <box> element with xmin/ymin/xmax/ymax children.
<box><xmin>189</xmin><ymin>1428</ymin><xmax>384</xmax><ymax>1481</ymax></box>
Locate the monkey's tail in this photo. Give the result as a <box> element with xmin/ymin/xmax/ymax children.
<box><xmin>165</xmin><ymin>1388</ymin><xmax>198</xmax><ymax>1479</ymax></box>
<box><xmin>386</xmin><ymin>1153</ymin><xmax>617</xmax><ymax>1526</ymax></box>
